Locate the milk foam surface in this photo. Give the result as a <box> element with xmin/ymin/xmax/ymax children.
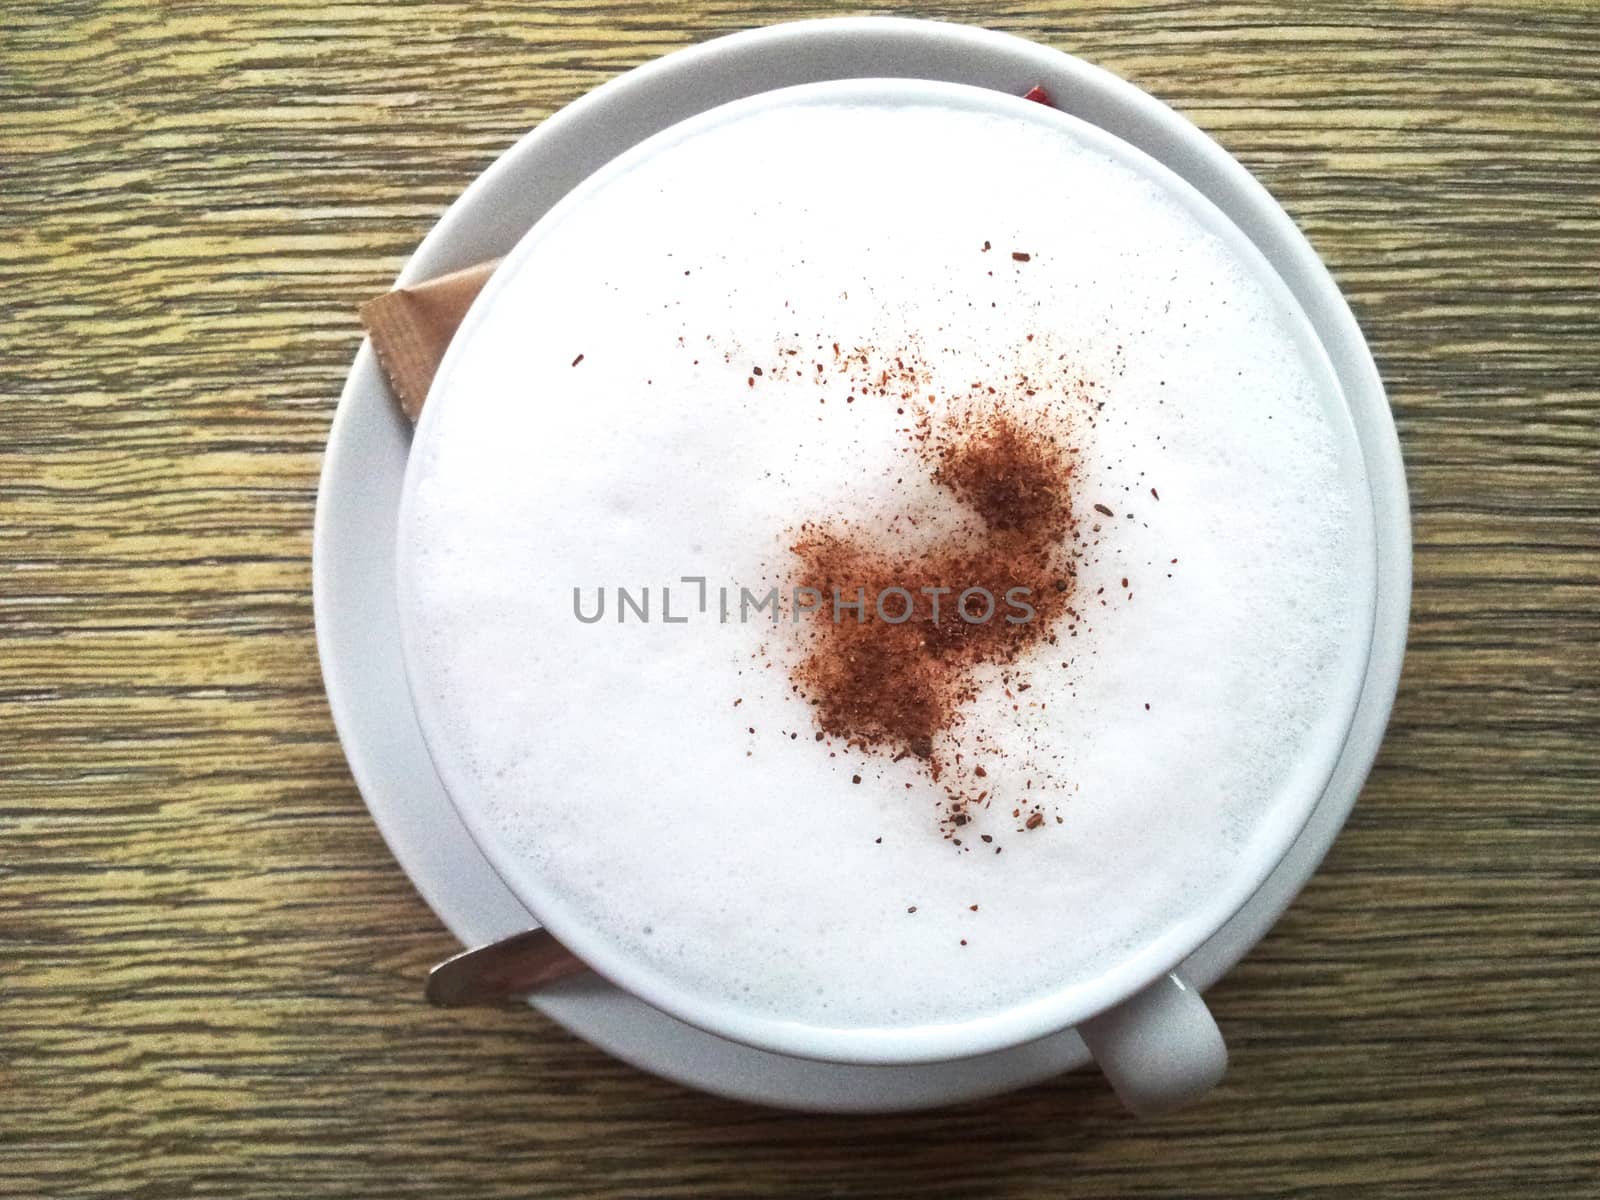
<box><xmin>401</xmin><ymin>96</ymin><xmax>1373</xmax><ymax>1030</ymax></box>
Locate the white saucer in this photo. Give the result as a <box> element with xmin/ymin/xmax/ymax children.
<box><xmin>312</xmin><ymin>17</ymin><xmax>1410</xmax><ymax>1113</ymax></box>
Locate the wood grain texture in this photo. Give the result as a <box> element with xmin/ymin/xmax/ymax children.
<box><xmin>3</xmin><ymin>1</ymin><xmax>1597</xmax><ymax>1196</ymax></box>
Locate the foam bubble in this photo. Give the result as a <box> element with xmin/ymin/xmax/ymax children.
<box><xmin>401</xmin><ymin>97</ymin><xmax>1371</xmax><ymax>1030</ymax></box>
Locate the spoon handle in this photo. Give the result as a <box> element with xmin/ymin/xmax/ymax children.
<box><xmin>426</xmin><ymin>927</ymin><xmax>589</xmax><ymax>1007</ymax></box>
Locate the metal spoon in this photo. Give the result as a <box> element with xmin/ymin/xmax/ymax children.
<box><xmin>425</xmin><ymin>927</ymin><xmax>589</xmax><ymax>1008</ymax></box>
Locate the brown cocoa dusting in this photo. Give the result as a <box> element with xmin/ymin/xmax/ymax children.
<box><xmin>788</xmin><ymin>404</ymin><xmax>1080</xmax><ymax>778</ymax></box>
<box><xmin>780</xmin><ymin>342</ymin><xmax>1094</xmax><ymax>838</ymax></box>
<box><xmin>725</xmin><ymin>327</ymin><xmax>1124</xmax><ymax>838</ymax></box>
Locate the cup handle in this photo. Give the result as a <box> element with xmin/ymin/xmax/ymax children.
<box><xmin>1076</xmin><ymin>973</ymin><xmax>1227</xmax><ymax>1115</ymax></box>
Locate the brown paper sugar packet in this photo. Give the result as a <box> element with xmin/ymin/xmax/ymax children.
<box><xmin>358</xmin><ymin>259</ymin><xmax>501</xmax><ymax>421</ymax></box>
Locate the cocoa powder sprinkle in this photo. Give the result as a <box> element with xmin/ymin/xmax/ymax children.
<box><xmin>788</xmin><ymin>404</ymin><xmax>1081</xmax><ymax>776</ymax></box>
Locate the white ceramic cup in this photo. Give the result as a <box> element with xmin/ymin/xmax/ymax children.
<box><xmin>395</xmin><ymin>73</ymin><xmax>1395</xmax><ymax>1116</ymax></box>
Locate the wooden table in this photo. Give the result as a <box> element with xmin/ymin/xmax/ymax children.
<box><xmin>5</xmin><ymin>3</ymin><xmax>1596</xmax><ymax>1195</ymax></box>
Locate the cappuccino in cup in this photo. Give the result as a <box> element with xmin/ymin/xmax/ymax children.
<box><xmin>399</xmin><ymin>85</ymin><xmax>1373</xmax><ymax>1044</ymax></box>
